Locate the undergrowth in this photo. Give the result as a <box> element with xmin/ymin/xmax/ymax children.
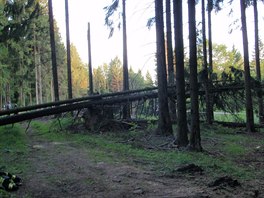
<box><xmin>0</xmin><ymin>116</ymin><xmax>263</xmax><ymax>196</ymax></box>
<box><xmin>30</xmin><ymin>118</ymin><xmax>264</xmax><ymax>181</ymax></box>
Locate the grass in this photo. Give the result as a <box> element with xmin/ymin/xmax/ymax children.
<box><xmin>0</xmin><ymin>124</ymin><xmax>30</xmax><ymax>198</ymax></box>
<box><xmin>0</xmin><ymin>117</ymin><xmax>263</xmax><ymax>196</ymax></box>
<box><xmin>214</xmin><ymin>111</ymin><xmax>260</xmax><ymax>124</ymax></box>
<box><xmin>0</xmin><ymin>125</ymin><xmax>29</xmax><ymax>173</ymax></box>
<box><xmin>30</xmin><ymin>119</ymin><xmax>263</xmax><ymax>180</ymax></box>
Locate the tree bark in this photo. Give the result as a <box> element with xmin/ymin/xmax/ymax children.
<box><xmin>173</xmin><ymin>0</ymin><xmax>188</xmax><ymax>147</ymax></box>
<box><xmin>33</xmin><ymin>28</ymin><xmax>39</xmax><ymax>105</ymax></box>
<box><xmin>65</xmin><ymin>0</ymin><xmax>73</xmax><ymax>99</ymax></box>
<box><xmin>253</xmin><ymin>0</ymin><xmax>264</xmax><ymax>124</ymax></box>
<box><xmin>122</xmin><ymin>0</ymin><xmax>130</xmax><ymax>119</ymax></box>
<box><xmin>188</xmin><ymin>0</ymin><xmax>202</xmax><ymax>151</ymax></box>
<box><xmin>155</xmin><ymin>0</ymin><xmax>173</xmax><ymax>135</ymax></box>
<box><xmin>208</xmin><ymin>0</ymin><xmax>214</xmax><ymax>121</ymax></box>
<box><xmin>202</xmin><ymin>0</ymin><xmax>213</xmax><ymax>124</ymax></box>
<box><xmin>240</xmin><ymin>0</ymin><xmax>255</xmax><ymax>132</ymax></box>
<box><xmin>48</xmin><ymin>0</ymin><xmax>59</xmax><ymax>102</ymax></box>
<box><xmin>166</xmin><ymin>0</ymin><xmax>177</xmax><ymax>121</ymax></box>
<box><xmin>87</xmin><ymin>22</ymin><xmax>94</xmax><ymax>95</ymax></box>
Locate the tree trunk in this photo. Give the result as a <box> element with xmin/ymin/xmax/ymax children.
<box><xmin>0</xmin><ymin>93</ymin><xmax>2</xmax><ymax>110</ymax></box>
<box><xmin>207</xmin><ymin>0</ymin><xmax>214</xmax><ymax>121</ymax></box>
<box><xmin>201</xmin><ymin>0</ymin><xmax>213</xmax><ymax>124</ymax></box>
<box><xmin>155</xmin><ymin>0</ymin><xmax>173</xmax><ymax>136</ymax></box>
<box><xmin>50</xmin><ymin>78</ymin><xmax>54</xmax><ymax>102</ymax></box>
<box><xmin>48</xmin><ymin>0</ymin><xmax>59</xmax><ymax>102</ymax></box>
<box><xmin>173</xmin><ymin>0</ymin><xmax>188</xmax><ymax>147</ymax></box>
<box><xmin>240</xmin><ymin>0</ymin><xmax>255</xmax><ymax>132</ymax></box>
<box><xmin>87</xmin><ymin>22</ymin><xmax>94</xmax><ymax>95</ymax></box>
<box><xmin>65</xmin><ymin>0</ymin><xmax>73</xmax><ymax>99</ymax></box>
<box><xmin>188</xmin><ymin>0</ymin><xmax>202</xmax><ymax>151</ymax></box>
<box><xmin>34</xmin><ymin>29</ymin><xmax>39</xmax><ymax>105</ymax></box>
<box><xmin>38</xmin><ymin>48</ymin><xmax>43</xmax><ymax>104</ymax></box>
<box><xmin>253</xmin><ymin>0</ymin><xmax>264</xmax><ymax>124</ymax></box>
<box><xmin>122</xmin><ymin>0</ymin><xmax>130</xmax><ymax>119</ymax></box>
<box><xmin>166</xmin><ymin>0</ymin><xmax>177</xmax><ymax>121</ymax></box>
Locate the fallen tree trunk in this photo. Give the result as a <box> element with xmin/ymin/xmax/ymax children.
<box><xmin>0</xmin><ymin>90</ymin><xmax>164</xmax><ymax>126</ymax></box>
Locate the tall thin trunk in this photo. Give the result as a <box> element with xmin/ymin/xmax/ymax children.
<box><xmin>87</xmin><ymin>22</ymin><xmax>94</xmax><ymax>95</ymax></box>
<box><xmin>48</xmin><ymin>0</ymin><xmax>59</xmax><ymax>102</ymax></box>
<box><xmin>0</xmin><ymin>93</ymin><xmax>2</xmax><ymax>110</ymax></box>
<box><xmin>50</xmin><ymin>78</ymin><xmax>54</xmax><ymax>102</ymax></box>
<box><xmin>155</xmin><ymin>0</ymin><xmax>173</xmax><ymax>135</ymax></box>
<box><xmin>240</xmin><ymin>0</ymin><xmax>255</xmax><ymax>132</ymax></box>
<box><xmin>38</xmin><ymin>50</ymin><xmax>43</xmax><ymax>104</ymax></box>
<box><xmin>207</xmin><ymin>0</ymin><xmax>213</xmax><ymax>76</ymax></box>
<box><xmin>188</xmin><ymin>0</ymin><xmax>202</xmax><ymax>151</ymax></box>
<box><xmin>202</xmin><ymin>0</ymin><xmax>212</xmax><ymax>124</ymax></box>
<box><xmin>29</xmin><ymin>92</ymin><xmax>32</xmax><ymax>106</ymax></box>
<box><xmin>207</xmin><ymin>0</ymin><xmax>214</xmax><ymax>121</ymax></box>
<box><xmin>253</xmin><ymin>0</ymin><xmax>264</xmax><ymax>124</ymax></box>
<box><xmin>65</xmin><ymin>0</ymin><xmax>73</xmax><ymax>99</ymax></box>
<box><xmin>122</xmin><ymin>0</ymin><xmax>130</xmax><ymax>119</ymax></box>
<box><xmin>173</xmin><ymin>0</ymin><xmax>189</xmax><ymax>147</ymax></box>
<box><xmin>34</xmin><ymin>29</ymin><xmax>39</xmax><ymax>104</ymax></box>
<box><xmin>166</xmin><ymin>0</ymin><xmax>177</xmax><ymax>121</ymax></box>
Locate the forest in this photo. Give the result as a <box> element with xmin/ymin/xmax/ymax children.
<box><xmin>0</xmin><ymin>0</ymin><xmax>264</xmax><ymax>197</ymax></box>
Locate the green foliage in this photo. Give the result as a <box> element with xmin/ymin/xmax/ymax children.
<box><xmin>213</xmin><ymin>45</ymin><xmax>243</xmax><ymax>75</ymax></box>
<box><xmin>108</xmin><ymin>56</ymin><xmax>123</xmax><ymax>92</ymax></box>
<box><xmin>71</xmin><ymin>45</ymin><xmax>88</xmax><ymax>97</ymax></box>
<box><xmin>104</xmin><ymin>0</ymin><xmax>120</xmax><ymax>38</ymax></box>
<box><xmin>93</xmin><ymin>57</ymin><xmax>154</xmax><ymax>94</ymax></box>
<box><xmin>129</xmin><ymin>68</ymin><xmax>145</xmax><ymax>90</ymax></box>
<box><xmin>93</xmin><ymin>64</ymin><xmax>108</xmax><ymax>93</ymax></box>
<box><xmin>0</xmin><ymin>0</ymin><xmax>70</xmax><ymax>105</ymax></box>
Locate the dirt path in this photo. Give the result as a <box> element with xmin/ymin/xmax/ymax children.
<box><xmin>12</xmin><ymin>126</ymin><xmax>261</xmax><ymax>198</ymax></box>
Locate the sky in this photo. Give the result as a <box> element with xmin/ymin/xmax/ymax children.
<box><xmin>52</xmin><ymin>0</ymin><xmax>264</xmax><ymax>78</ymax></box>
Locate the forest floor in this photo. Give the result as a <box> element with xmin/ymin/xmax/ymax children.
<box><xmin>0</xmin><ymin>117</ymin><xmax>264</xmax><ymax>198</ymax></box>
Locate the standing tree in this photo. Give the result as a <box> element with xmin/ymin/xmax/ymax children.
<box><xmin>166</xmin><ymin>0</ymin><xmax>177</xmax><ymax>121</ymax></box>
<box><xmin>48</xmin><ymin>0</ymin><xmax>59</xmax><ymax>102</ymax></box>
<box><xmin>207</xmin><ymin>0</ymin><xmax>223</xmax><ymax>121</ymax></box>
<box><xmin>173</xmin><ymin>0</ymin><xmax>189</xmax><ymax>147</ymax></box>
<box><xmin>121</xmin><ymin>0</ymin><xmax>130</xmax><ymax>119</ymax></box>
<box><xmin>240</xmin><ymin>0</ymin><xmax>255</xmax><ymax>132</ymax></box>
<box><xmin>201</xmin><ymin>0</ymin><xmax>212</xmax><ymax>124</ymax></box>
<box><xmin>155</xmin><ymin>0</ymin><xmax>173</xmax><ymax>135</ymax></box>
<box><xmin>104</xmin><ymin>0</ymin><xmax>130</xmax><ymax>119</ymax></box>
<box><xmin>87</xmin><ymin>22</ymin><xmax>94</xmax><ymax>95</ymax></box>
<box><xmin>65</xmin><ymin>0</ymin><xmax>73</xmax><ymax>99</ymax></box>
<box><xmin>253</xmin><ymin>0</ymin><xmax>264</xmax><ymax>124</ymax></box>
<box><xmin>188</xmin><ymin>0</ymin><xmax>202</xmax><ymax>151</ymax></box>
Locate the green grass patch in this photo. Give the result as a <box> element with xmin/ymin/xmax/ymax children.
<box><xmin>0</xmin><ymin>118</ymin><xmax>248</xmax><ymax>183</ymax></box>
<box><xmin>29</xmin><ymin>119</ymin><xmax>258</xmax><ymax>180</ymax></box>
<box><xmin>0</xmin><ymin>125</ymin><xmax>29</xmax><ymax>173</ymax></box>
<box><xmin>223</xmin><ymin>143</ymin><xmax>247</xmax><ymax>156</ymax></box>
<box><xmin>214</xmin><ymin>111</ymin><xmax>260</xmax><ymax>124</ymax></box>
